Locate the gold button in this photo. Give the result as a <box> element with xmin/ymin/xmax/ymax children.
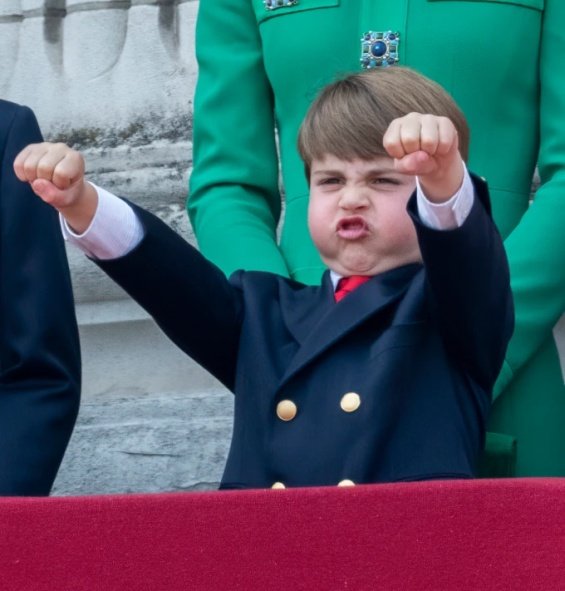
<box><xmin>271</xmin><ymin>482</ymin><xmax>286</xmax><ymax>489</ymax></box>
<box><xmin>340</xmin><ymin>392</ymin><xmax>361</xmax><ymax>413</ymax></box>
<box><xmin>276</xmin><ymin>399</ymin><xmax>297</xmax><ymax>421</ymax></box>
<box><xmin>337</xmin><ymin>479</ymin><xmax>356</xmax><ymax>487</ymax></box>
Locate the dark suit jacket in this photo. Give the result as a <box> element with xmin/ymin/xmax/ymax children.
<box><xmin>0</xmin><ymin>101</ymin><xmax>80</xmax><ymax>495</ymax></box>
<box><xmin>98</xmin><ymin>177</ymin><xmax>513</xmax><ymax>488</ymax></box>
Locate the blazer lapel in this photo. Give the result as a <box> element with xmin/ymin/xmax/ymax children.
<box><xmin>278</xmin><ymin>271</ymin><xmax>336</xmax><ymax>345</ymax></box>
<box><xmin>279</xmin><ymin>264</ymin><xmax>422</xmax><ymax>389</ymax></box>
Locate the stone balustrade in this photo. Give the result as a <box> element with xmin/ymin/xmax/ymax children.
<box><xmin>1</xmin><ymin>1</ymin><xmax>197</xmax><ymax>135</ymax></box>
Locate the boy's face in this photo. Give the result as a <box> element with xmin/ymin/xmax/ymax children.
<box><xmin>308</xmin><ymin>155</ymin><xmax>422</xmax><ymax>277</ymax></box>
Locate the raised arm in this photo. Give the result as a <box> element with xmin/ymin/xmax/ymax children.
<box><xmin>385</xmin><ymin>112</ymin><xmax>513</xmax><ymax>389</ymax></box>
<box><xmin>0</xmin><ymin>104</ymin><xmax>80</xmax><ymax>495</ymax></box>
<box><xmin>15</xmin><ymin>142</ymin><xmax>243</xmax><ymax>391</ymax></box>
<box><xmin>409</xmin><ymin>177</ymin><xmax>513</xmax><ymax>390</ymax></box>
<box><xmin>95</xmin><ymin>202</ymin><xmax>244</xmax><ymax>391</ymax></box>
<box><xmin>188</xmin><ymin>0</ymin><xmax>289</xmax><ymax>278</ymax></box>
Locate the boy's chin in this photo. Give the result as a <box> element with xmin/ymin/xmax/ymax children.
<box><xmin>325</xmin><ymin>252</ymin><xmax>422</xmax><ymax>277</ymax></box>
<box><xmin>324</xmin><ymin>258</ymin><xmax>379</xmax><ymax>278</ymax></box>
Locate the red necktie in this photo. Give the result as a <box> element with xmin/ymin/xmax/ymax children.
<box><xmin>334</xmin><ymin>275</ymin><xmax>371</xmax><ymax>302</ymax></box>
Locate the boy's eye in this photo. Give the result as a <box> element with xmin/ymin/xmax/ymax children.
<box><xmin>372</xmin><ymin>177</ymin><xmax>400</xmax><ymax>186</ymax></box>
<box><xmin>319</xmin><ymin>177</ymin><xmax>342</xmax><ymax>185</ymax></box>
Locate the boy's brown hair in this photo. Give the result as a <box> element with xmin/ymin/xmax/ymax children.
<box><xmin>298</xmin><ymin>67</ymin><xmax>469</xmax><ymax>179</ymax></box>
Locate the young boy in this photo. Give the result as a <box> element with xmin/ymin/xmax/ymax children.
<box><xmin>15</xmin><ymin>67</ymin><xmax>513</xmax><ymax>489</ymax></box>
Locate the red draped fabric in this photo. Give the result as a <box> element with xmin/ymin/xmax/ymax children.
<box><xmin>0</xmin><ymin>478</ymin><xmax>563</xmax><ymax>590</ymax></box>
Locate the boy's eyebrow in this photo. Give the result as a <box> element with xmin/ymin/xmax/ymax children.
<box><xmin>310</xmin><ymin>169</ymin><xmax>343</xmax><ymax>177</ymax></box>
<box><xmin>311</xmin><ymin>165</ymin><xmax>399</xmax><ymax>176</ymax></box>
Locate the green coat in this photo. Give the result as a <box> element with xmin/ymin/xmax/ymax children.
<box><xmin>189</xmin><ymin>0</ymin><xmax>565</xmax><ymax>476</ymax></box>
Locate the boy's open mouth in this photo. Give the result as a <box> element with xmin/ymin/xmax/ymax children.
<box><xmin>336</xmin><ymin>216</ymin><xmax>369</xmax><ymax>240</ymax></box>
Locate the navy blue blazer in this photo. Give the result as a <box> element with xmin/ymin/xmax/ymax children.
<box><xmin>0</xmin><ymin>101</ymin><xmax>80</xmax><ymax>495</ymax></box>
<box><xmin>98</xmin><ymin>176</ymin><xmax>513</xmax><ymax>488</ymax></box>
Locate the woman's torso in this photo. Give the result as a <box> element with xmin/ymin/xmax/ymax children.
<box><xmin>252</xmin><ymin>0</ymin><xmax>543</xmax><ymax>282</ymax></box>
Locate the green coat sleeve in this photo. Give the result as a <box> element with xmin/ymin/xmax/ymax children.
<box><xmin>494</xmin><ymin>0</ymin><xmax>565</xmax><ymax>398</ymax></box>
<box><xmin>188</xmin><ymin>0</ymin><xmax>289</xmax><ymax>278</ymax></box>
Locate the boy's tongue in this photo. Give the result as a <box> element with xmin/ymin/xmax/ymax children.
<box><xmin>337</xmin><ymin>217</ymin><xmax>369</xmax><ymax>240</ymax></box>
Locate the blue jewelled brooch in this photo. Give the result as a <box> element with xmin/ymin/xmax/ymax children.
<box><xmin>360</xmin><ymin>31</ymin><xmax>400</xmax><ymax>69</ymax></box>
<box><xmin>264</xmin><ymin>0</ymin><xmax>298</xmax><ymax>10</ymax></box>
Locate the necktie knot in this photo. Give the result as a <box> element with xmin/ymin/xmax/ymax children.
<box><xmin>334</xmin><ymin>275</ymin><xmax>371</xmax><ymax>302</ymax></box>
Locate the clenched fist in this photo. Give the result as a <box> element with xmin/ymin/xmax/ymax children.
<box><xmin>14</xmin><ymin>142</ymin><xmax>98</xmax><ymax>233</ymax></box>
<box><xmin>383</xmin><ymin>113</ymin><xmax>464</xmax><ymax>202</ymax></box>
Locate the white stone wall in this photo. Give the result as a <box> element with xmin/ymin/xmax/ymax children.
<box><xmin>2</xmin><ymin>0</ymin><xmax>197</xmax><ymax>132</ymax></box>
<box><xmin>2</xmin><ymin>0</ymin><xmax>233</xmax><ymax>495</ymax></box>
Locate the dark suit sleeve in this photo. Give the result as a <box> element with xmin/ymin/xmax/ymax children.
<box><xmin>408</xmin><ymin>175</ymin><xmax>514</xmax><ymax>390</ymax></box>
<box><xmin>95</xmin><ymin>204</ymin><xmax>244</xmax><ymax>392</ymax></box>
<box><xmin>0</xmin><ymin>104</ymin><xmax>81</xmax><ymax>495</ymax></box>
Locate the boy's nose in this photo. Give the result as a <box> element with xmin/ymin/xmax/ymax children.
<box><xmin>339</xmin><ymin>187</ymin><xmax>370</xmax><ymax>210</ymax></box>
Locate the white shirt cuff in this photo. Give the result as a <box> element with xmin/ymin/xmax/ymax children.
<box><xmin>61</xmin><ymin>182</ymin><xmax>144</xmax><ymax>260</ymax></box>
<box><xmin>416</xmin><ymin>165</ymin><xmax>474</xmax><ymax>230</ymax></box>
